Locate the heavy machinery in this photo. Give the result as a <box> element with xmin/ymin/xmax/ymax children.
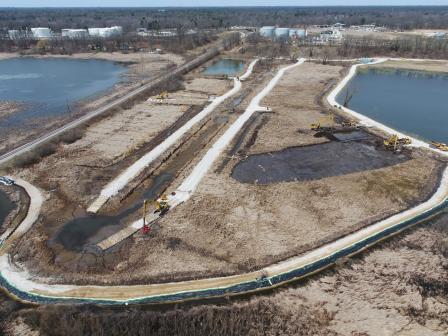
<box><xmin>141</xmin><ymin>195</ymin><xmax>171</xmax><ymax>234</ymax></box>
<box><xmin>154</xmin><ymin>194</ymin><xmax>171</xmax><ymax>215</ymax></box>
<box><xmin>155</xmin><ymin>91</ymin><xmax>168</xmax><ymax>100</ymax></box>
<box><xmin>341</xmin><ymin>119</ymin><xmax>358</xmax><ymax>128</ymax></box>
<box><xmin>383</xmin><ymin>134</ymin><xmax>411</xmax><ymax>152</ymax></box>
<box><xmin>431</xmin><ymin>141</ymin><xmax>448</xmax><ymax>152</ymax></box>
<box><xmin>310</xmin><ymin>114</ymin><xmax>335</xmax><ymax>131</ymax></box>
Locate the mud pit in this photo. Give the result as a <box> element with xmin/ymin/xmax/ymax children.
<box><xmin>232</xmin><ymin>141</ymin><xmax>408</xmax><ymax>184</ymax></box>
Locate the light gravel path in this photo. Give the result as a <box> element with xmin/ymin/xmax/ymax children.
<box><xmin>88</xmin><ymin>59</ymin><xmax>259</xmax><ymax>213</ymax></box>
<box><xmin>0</xmin><ymin>177</ymin><xmax>43</xmax><ymax>244</ymax></box>
<box><xmin>327</xmin><ymin>58</ymin><xmax>448</xmax><ymax>156</ymax></box>
<box><xmin>0</xmin><ymin>58</ymin><xmax>446</xmax><ymax>305</ymax></box>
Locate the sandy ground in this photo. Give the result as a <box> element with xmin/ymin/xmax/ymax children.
<box><xmin>371</xmin><ymin>59</ymin><xmax>448</xmax><ymax>73</ymax></box>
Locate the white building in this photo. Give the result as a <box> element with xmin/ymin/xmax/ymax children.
<box><xmin>289</xmin><ymin>29</ymin><xmax>307</xmax><ymax>39</ymax></box>
<box><xmin>8</xmin><ymin>30</ymin><xmax>21</xmax><ymax>40</ymax></box>
<box><xmin>260</xmin><ymin>26</ymin><xmax>275</xmax><ymax>38</ymax></box>
<box><xmin>88</xmin><ymin>26</ymin><xmax>122</xmax><ymax>38</ymax></box>
<box><xmin>62</xmin><ymin>29</ymin><xmax>89</xmax><ymax>39</ymax></box>
<box><xmin>275</xmin><ymin>28</ymin><xmax>290</xmax><ymax>38</ymax></box>
<box><xmin>31</xmin><ymin>27</ymin><xmax>53</xmax><ymax>40</ymax></box>
<box><xmin>320</xmin><ymin>29</ymin><xmax>342</xmax><ymax>42</ymax></box>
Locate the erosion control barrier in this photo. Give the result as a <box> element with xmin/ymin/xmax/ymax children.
<box><xmin>0</xmin><ymin>195</ymin><xmax>446</xmax><ymax>305</ymax></box>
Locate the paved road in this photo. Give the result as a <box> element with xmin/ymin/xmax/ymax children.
<box><xmin>0</xmin><ymin>48</ymin><xmax>219</xmax><ymax>167</ymax></box>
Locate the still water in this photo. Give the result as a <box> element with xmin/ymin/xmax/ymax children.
<box><xmin>337</xmin><ymin>68</ymin><xmax>448</xmax><ymax>143</ymax></box>
<box><xmin>0</xmin><ymin>190</ymin><xmax>13</xmax><ymax>228</ymax></box>
<box><xmin>202</xmin><ymin>58</ymin><xmax>245</xmax><ymax>76</ymax></box>
<box><xmin>0</xmin><ymin>57</ymin><xmax>127</xmax><ymax>128</ymax></box>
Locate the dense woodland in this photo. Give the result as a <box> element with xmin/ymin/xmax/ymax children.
<box><xmin>1</xmin><ymin>6</ymin><xmax>448</xmax><ymax>32</ymax></box>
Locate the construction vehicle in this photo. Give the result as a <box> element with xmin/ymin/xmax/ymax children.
<box><xmin>383</xmin><ymin>134</ymin><xmax>411</xmax><ymax>152</ymax></box>
<box><xmin>155</xmin><ymin>91</ymin><xmax>168</xmax><ymax>100</ymax></box>
<box><xmin>142</xmin><ymin>199</ymin><xmax>151</xmax><ymax>234</ymax></box>
<box><xmin>310</xmin><ymin>114</ymin><xmax>335</xmax><ymax>131</ymax></box>
<box><xmin>431</xmin><ymin>141</ymin><xmax>448</xmax><ymax>152</ymax></box>
<box><xmin>341</xmin><ymin>119</ymin><xmax>358</xmax><ymax>128</ymax></box>
<box><xmin>154</xmin><ymin>194</ymin><xmax>171</xmax><ymax>216</ymax></box>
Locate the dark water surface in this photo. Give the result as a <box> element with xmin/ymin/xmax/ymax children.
<box><xmin>0</xmin><ymin>57</ymin><xmax>126</xmax><ymax>129</ymax></box>
<box><xmin>0</xmin><ymin>190</ymin><xmax>13</xmax><ymax>228</ymax></box>
<box><xmin>202</xmin><ymin>59</ymin><xmax>244</xmax><ymax>76</ymax></box>
<box><xmin>337</xmin><ymin>68</ymin><xmax>448</xmax><ymax>143</ymax></box>
<box><xmin>232</xmin><ymin>141</ymin><xmax>407</xmax><ymax>184</ymax></box>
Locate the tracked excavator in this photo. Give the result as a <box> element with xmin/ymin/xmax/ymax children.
<box><xmin>431</xmin><ymin>141</ymin><xmax>448</xmax><ymax>152</ymax></box>
<box><xmin>141</xmin><ymin>195</ymin><xmax>171</xmax><ymax>234</ymax></box>
<box><xmin>155</xmin><ymin>91</ymin><xmax>168</xmax><ymax>100</ymax></box>
<box><xmin>310</xmin><ymin>114</ymin><xmax>335</xmax><ymax>131</ymax></box>
<box><xmin>383</xmin><ymin>134</ymin><xmax>411</xmax><ymax>152</ymax></box>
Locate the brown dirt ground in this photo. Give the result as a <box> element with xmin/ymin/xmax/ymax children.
<box><xmin>3</xmin><ymin>213</ymin><xmax>447</xmax><ymax>336</ymax></box>
<box><xmin>5</xmin><ymin>60</ymin><xmax>445</xmax><ymax>291</ymax></box>
<box><xmin>371</xmin><ymin>60</ymin><xmax>448</xmax><ymax>74</ymax></box>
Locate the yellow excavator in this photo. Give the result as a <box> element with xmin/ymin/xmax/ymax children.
<box><xmin>155</xmin><ymin>91</ymin><xmax>168</xmax><ymax>100</ymax></box>
<box><xmin>383</xmin><ymin>134</ymin><xmax>411</xmax><ymax>152</ymax></box>
<box><xmin>141</xmin><ymin>195</ymin><xmax>171</xmax><ymax>234</ymax></box>
<box><xmin>154</xmin><ymin>194</ymin><xmax>171</xmax><ymax>215</ymax></box>
<box><xmin>341</xmin><ymin>119</ymin><xmax>358</xmax><ymax>128</ymax></box>
<box><xmin>310</xmin><ymin>114</ymin><xmax>335</xmax><ymax>131</ymax></box>
<box><xmin>431</xmin><ymin>141</ymin><xmax>448</xmax><ymax>152</ymax></box>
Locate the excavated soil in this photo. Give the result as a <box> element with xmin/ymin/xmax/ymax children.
<box><xmin>5</xmin><ymin>60</ymin><xmax>446</xmax><ymax>289</ymax></box>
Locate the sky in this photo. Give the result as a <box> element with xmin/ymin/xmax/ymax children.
<box><xmin>2</xmin><ymin>0</ymin><xmax>448</xmax><ymax>7</ymax></box>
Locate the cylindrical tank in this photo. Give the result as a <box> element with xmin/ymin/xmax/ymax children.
<box><xmin>88</xmin><ymin>28</ymin><xmax>101</xmax><ymax>37</ymax></box>
<box><xmin>275</xmin><ymin>28</ymin><xmax>290</xmax><ymax>38</ymax></box>
<box><xmin>260</xmin><ymin>26</ymin><xmax>275</xmax><ymax>38</ymax></box>
<box><xmin>289</xmin><ymin>29</ymin><xmax>307</xmax><ymax>38</ymax></box>
<box><xmin>31</xmin><ymin>27</ymin><xmax>52</xmax><ymax>39</ymax></box>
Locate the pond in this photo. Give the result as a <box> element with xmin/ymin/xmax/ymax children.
<box><xmin>0</xmin><ymin>190</ymin><xmax>14</xmax><ymax>228</ymax></box>
<box><xmin>232</xmin><ymin>141</ymin><xmax>407</xmax><ymax>184</ymax></box>
<box><xmin>0</xmin><ymin>57</ymin><xmax>127</xmax><ymax>129</ymax></box>
<box><xmin>337</xmin><ymin>67</ymin><xmax>448</xmax><ymax>144</ymax></box>
<box><xmin>202</xmin><ymin>59</ymin><xmax>245</xmax><ymax>76</ymax></box>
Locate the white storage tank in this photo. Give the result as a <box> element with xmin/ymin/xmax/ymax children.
<box><xmin>88</xmin><ymin>28</ymin><xmax>101</xmax><ymax>37</ymax></box>
<box><xmin>260</xmin><ymin>26</ymin><xmax>275</xmax><ymax>38</ymax></box>
<box><xmin>8</xmin><ymin>30</ymin><xmax>21</xmax><ymax>40</ymax></box>
<box><xmin>289</xmin><ymin>29</ymin><xmax>307</xmax><ymax>39</ymax></box>
<box><xmin>111</xmin><ymin>26</ymin><xmax>123</xmax><ymax>35</ymax></box>
<box><xmin>275</xmin><ymin>28</ymin><xmax>290</xmax><ymax>38</ymax></box>
<box><xmin>31</xmin><ymin>27</ymin><xmax>52</xmax><ymax>39</ymax></box>
<box><xmin>68</xmin><ymin>29</ymin><xmax>89</xmax><ymax>39</ymax></box>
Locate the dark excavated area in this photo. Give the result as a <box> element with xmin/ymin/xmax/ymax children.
<box><xmin>231</xmin><ymin>141</ymin><xmax>409</xmax><ymax>184</ymax></box>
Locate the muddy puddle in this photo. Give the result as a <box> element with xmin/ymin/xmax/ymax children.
<box><xmin>54</xmin><ymin>117</ymin><xmax>226</xmax><ymax>252</ymax></box>
<box><xmin>0</xmin><ymin>190</ymin><xmax>13</xmax><ymax>228</ymax></box>
<box><xmin>232</xmin><ymin>141</ymin><xmax>408</xmax><ymax>184</ymax></box>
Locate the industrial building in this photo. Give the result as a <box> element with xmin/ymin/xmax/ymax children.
<box><xmin>260</xmin><ymin>26</ymin><xmax>307</xmax><ymax>39</ymax></box>
<box><xmin>62</xmin><ymin>29</ymin><xmax>89</xmax><ymax>39</ymax></box>
<box><xmin>31</xmin><ymin>27</ymin><xmax>53</xmax><ymax>39</ymax></box>
<box><xmin>88</xmin><ymin>26</ymin><xmax>123</xmax><ymax>38</ymax></box>
<box><xmin>319</xmin><ymin>29</ymin><xmax>342</xmax><ymax>42</ymax></box>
